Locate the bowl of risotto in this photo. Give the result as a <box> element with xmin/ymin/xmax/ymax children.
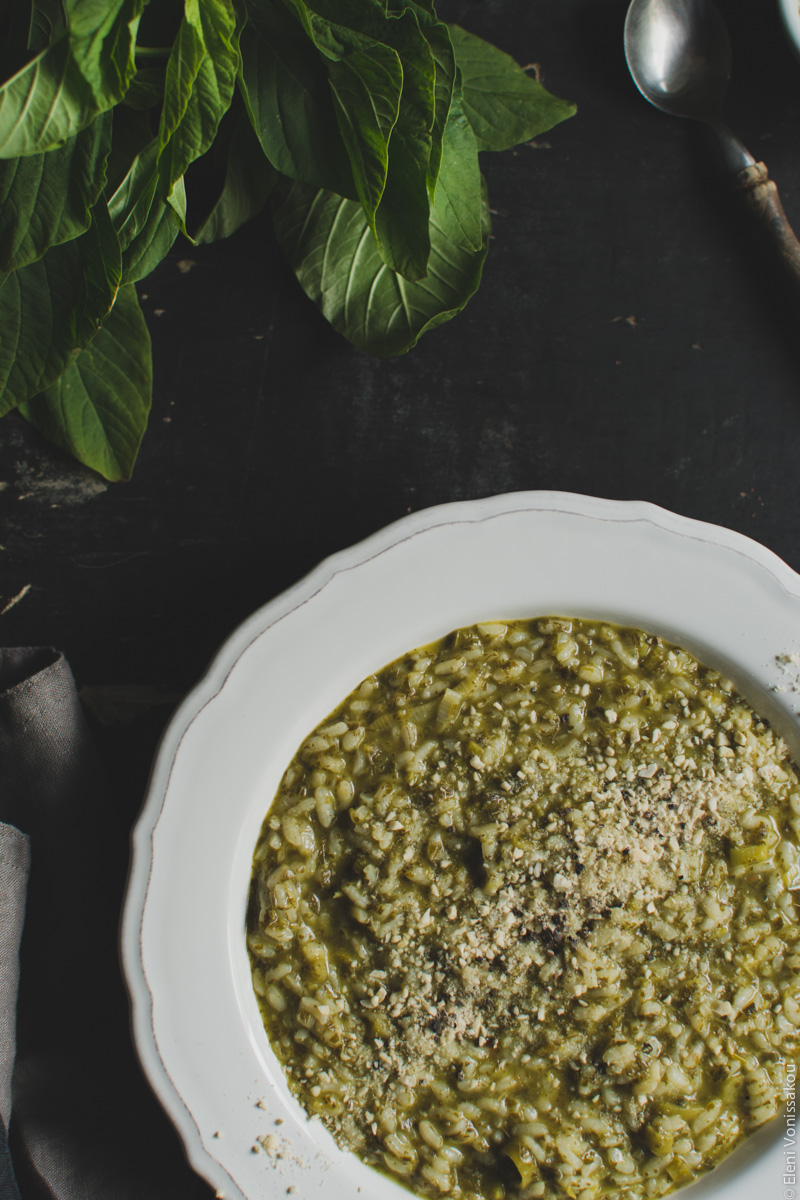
<box><xmin>122</xmin><ymin>492</ymin><xmax>800</xmax><ymax>1200</ymax></box>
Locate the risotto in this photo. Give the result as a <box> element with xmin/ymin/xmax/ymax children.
<box><xmin>247</xmin><ymin>617</ymin><xmax>800</xmax><ymax>1200</ymax></box>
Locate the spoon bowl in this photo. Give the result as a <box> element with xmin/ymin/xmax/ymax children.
<box><xmin>624</xmin><ymin>0</ymin><xmax>731</xmax><ymax>120</ymax></box>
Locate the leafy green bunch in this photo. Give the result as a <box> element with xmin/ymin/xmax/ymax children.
<box><xmin>0</xmin><ymin>0</ymin><xmax>575</xmax><ymax>480</ymax></box>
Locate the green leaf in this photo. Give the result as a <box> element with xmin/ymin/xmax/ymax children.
<box><xmin>166</xmin><ymin>168</ymin><xmax>187</xmax><ymax>227</ymax></box>
<box><xmin>82</xmin><ymin>187</ymin><xmax>123</xmax><ymax>310</ymax></box>
<box><xmin>0</xmin><ymin>0</ymin><xmax>146</xmax><ymax>158</ymax></box>
<box><xmin>271</xmin><ymin>174</ymin><xmax>489</xmax><ymax>357</ymax></box>
<box><xmin>106</xmin><ymin>115</ymin><xmax>181</xmax><ymax>278</ymax></box>
<box><xmin>0</xmin><ymin>199</ymin><xmax>121</xmax><ymax>416</ymax></box>
<box><xmin>448</xmin><ymin>25</ymin><xmax>576</xmax><ymax>152</ymax></box>
<box><xmin>157</xmin><ymin>0</ymin><xmax>239</xmax><ymax>208</ymax></box>
<box><xmin>277</xmin><ymin>0</ymin><xmax>442</xmax><ymax>276</ymax></box>
<box><xmin>67</xmin><ymin>0</ymin><xmax>147</xmax><ymax>100</ymax></box>
<box><xmin>392</xmin><ymin>3</ymin><xmax>454</xmax><ymax>198</ymax></box>
<box><xmin>19</xmin><ymin>283</ymin><xmax>151</xmax><ymax>480</ymax></box>
<box><xmin>0</xmin><ymin>110</ymin><xmax>112</xmax><ymax>274</ymax></box>
<box><xmin>432</xmin><ymin>76</ymin><xmax>481</xmax><ymax>252</ymax></box>
<box><xmin>193</xmin><ymin>109</ymin><xmax>275</xmax><ymax>243</ymax></box>
<box><xmin>104</xmin><ymin>98</ymin><xmax>182</xmax><ymax>282</ymax></box>
<box><xmin>28</xmin><ymin>1</ymin><xmax>68</xmax><ymax>52</ymax></box>
<box><xmin>238</xmin><ymin>0</ymin><xmax>358</xmax><ymax>200</ymax></box>
<box><xmin>121</xmin><ymin>190</ymin><xmax>181</xmax><ymax>282</ymax></box>
<box><xmin>372</xmin><ymin>7</ymin><xmax>435</xmax><ymax>281</ymax></box>
<box><xmin>312</xmin><ymin>17</ymin><xmax>402</xmax><ymax>230</ymax></box>
<box><xmin>107</xmin><ymin>135</ymin><xmax>162</xmax><ymax>249</ymax></box>
<box><xmin>282</xmin><ymin>0</ymin><xmax>385</xmax><ymax>32</ymax></box>
<box><xmin>419</xmin><ymin>18</ymin><xmax>454</xmax><ymax>200</ymax></box>
<box><xmin>106</xmin><ymin>101</ymin><xmax>177</xmax><ymax>258</ymax></box>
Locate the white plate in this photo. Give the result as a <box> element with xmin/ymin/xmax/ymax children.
<box><xmin>121</xmin><ymin>492</ymin><xmax>800</xmax><ymax>1200</ymax></box>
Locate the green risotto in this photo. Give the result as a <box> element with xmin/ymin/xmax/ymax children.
<box><xmin>247</xmin><ymin>617</ymin><xmax>800</xmax><ymax>1200</ymax></box>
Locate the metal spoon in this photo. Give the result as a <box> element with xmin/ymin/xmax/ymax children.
<box><xmin>624</xmin><ymin>0</ymin><xmax>800</xmax><ymax>284</ymax></box>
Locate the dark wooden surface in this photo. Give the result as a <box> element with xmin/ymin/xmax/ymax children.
<box><xmin>2</xmin><ymin>0</ymin><xmax>800</xmax><ymax>1193</ymax></box>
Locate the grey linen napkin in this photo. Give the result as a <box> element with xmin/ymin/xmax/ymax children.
<box><xmin>0</xmin><ymin>649</ymin><xmax>214</xmax><ymax>1200</ymax></box>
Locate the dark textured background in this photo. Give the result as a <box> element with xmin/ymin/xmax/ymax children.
<box><xmin>2</xmin><ymin>0</ymin><xmax>800</xmax><ymax>1193</ymax></box>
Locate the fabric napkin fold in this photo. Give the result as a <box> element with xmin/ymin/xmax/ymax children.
<box><xmin>0</xmin><ymin>648</ymin><xmax>213</xmax><ymax>1200</ymax></box>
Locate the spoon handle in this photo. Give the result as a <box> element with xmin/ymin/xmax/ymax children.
<box><xmin>734</xmin><ymin>161</ymin><xmax>800</xmax><ymax>286</ymax></box>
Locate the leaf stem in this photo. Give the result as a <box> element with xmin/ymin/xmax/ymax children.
<box><xmin>135</xmin><ymin>45</ymin><xmax>173</xmax><ymax>58</ymax></box>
